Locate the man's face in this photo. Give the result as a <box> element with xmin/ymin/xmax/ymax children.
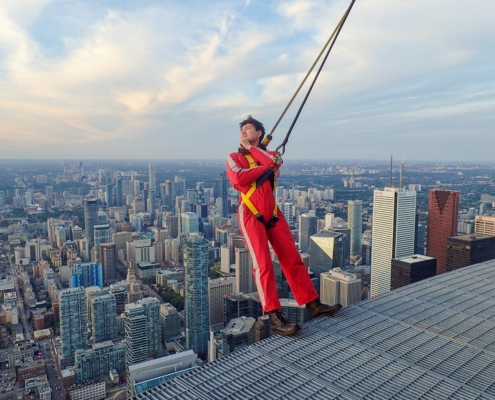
<box><xmin>240</xmin><ymin>123</ymin><xmax>262</xmax><ymax>146</ymax></box>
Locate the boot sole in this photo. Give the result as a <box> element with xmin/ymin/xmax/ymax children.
<box><xmin>271</xmin><ymin>323</ymin><xmax>301</xmax><ymax>336</ymax></box>
<box><xmin>310</xmin><ymin>306</ymin><xmax>343</xmax><ymax>318</ymax></box>
<box><xmin>272</xmin><ymin>327</ymin><xmax>298</xmax><ymax>336</ymax></box>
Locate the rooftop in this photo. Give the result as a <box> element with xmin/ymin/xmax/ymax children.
<box><xmin>135</xmin><ymin>259</ymin><xmax>495</xmax><ymax>399</ymax></box>
<box><xmin>223</xmin><ymin>317</ymin><xmax>255</xmax><ymax>335</ymax></box>
<box><xmin>393</xmin><ymin>254</ymin><xmax>436</xmax><ymax>264</ymax></box>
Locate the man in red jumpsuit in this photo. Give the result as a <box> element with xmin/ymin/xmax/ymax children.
<box><xmin>226</xmin><ymin>116</ymin><xmax>342</xmax><ymax>335</ymax></box>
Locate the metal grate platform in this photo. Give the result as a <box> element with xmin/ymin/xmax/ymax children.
<box><xmin>135</xmin><ymin>260</ymin><xmax>495</xmax><ymax>399</ymax></box>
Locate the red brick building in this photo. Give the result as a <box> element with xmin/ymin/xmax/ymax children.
<box><xmin>426</xmin><ymin>190</ymin><xmax>459</xmax><ymax>275</ymax></box>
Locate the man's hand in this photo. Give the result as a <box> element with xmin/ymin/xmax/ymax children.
<box><xmin>240</xmin><ymin>137</ymin><xmax>252</xmax><ymax>151</ymax></box>
<box><xmin>274</xmin><ymin>168</ymin><xmax>280</xmax><ymax>178</ymax></box>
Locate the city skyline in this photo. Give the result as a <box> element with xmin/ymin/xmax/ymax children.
<box><xmin>1</xmin><ymin>1</ymin><xmax>495</xmax><ymax>161</ymax></box>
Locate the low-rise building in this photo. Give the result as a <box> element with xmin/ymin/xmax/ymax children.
<box><xmin>17</xmin><ymin>358</ymin><xmax>47</xmax><ymax>387</ymax></box>
<box><xmin>136</xmin><ymin>261</ymin><xmax>161</xmax><ymax>281</ymax></box>
<box><xmin>128</xmin><ymin>351</ymin><xmax>198</xmax><ymax>397</ymax></box>
<box><xmin>74</xmin><ymin>340</ymin><xmax>125</xmax><ymax>383</ymax></box>
<box><xmin>66</xmin><ymin>381</ymin><xmax>106</xmax><ymax>400</ymax></box>
<box><xmin>25</xmin><ymin>375</ymin><xmax>51</xmax><ymax>400</ymax></box>
<box><xmin>8</xmin><ymin>341</ymin><xmax>34</xmax><ymax>368</ymax></box>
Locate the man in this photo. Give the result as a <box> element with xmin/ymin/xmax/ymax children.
<box><xmin>226</xmin><ymin>116</ymin><xmax>342</xmax><ymax>336</ymax></box>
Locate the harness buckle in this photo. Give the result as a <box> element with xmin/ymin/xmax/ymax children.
<box><xmin>255</xmin><ymin>214</ymin><xmax>266</xmax><ymax>225</ymax></box>
<box><xmin>265</xmin><ymin>214</ymin><xmax>279</xmax><ymax>230</ymax></box>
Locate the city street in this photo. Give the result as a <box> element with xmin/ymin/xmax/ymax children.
<box><xmin>6</xmin><ymin>254</ymin><xmax>30</xmax><ymax>341</ymax></box>
<box><xmin>40</xmin><ymin>340</ymin><xmax>63</xmax><ymax>400</ymax></box>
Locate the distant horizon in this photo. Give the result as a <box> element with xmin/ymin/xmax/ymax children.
<box><xmin>1</xmin><ymin>158</ymin><xmax>494</xmax><ymax>165</ymax></box>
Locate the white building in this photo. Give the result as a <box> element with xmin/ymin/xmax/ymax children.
<box><xmin>283</xmin><ymin>203</ymin><xmax>296</xmax><ymax>226</ymax></box>
<box><xmin>371</xmin><ymin>187</ymin><xmax>416</xmax><ymax>298</ymax></box>
<box><xmin>320</xmin><ymin>268</ymin><xmax>362</xmax><ymax>307</ymax></box>
<box><xmin>126</xmin><ymin>239</ymin><xmax>156</xmax><ymax>266</ymax></box>
<box><xmin>208</xmin><ymin>277</ymin><xmax>235</xmax><ymax>326</ymax></box>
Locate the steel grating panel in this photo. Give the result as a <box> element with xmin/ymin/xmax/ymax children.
<box><xmin>133</xmin><ymin>260</ymin><xmax>495</xmax><ymax>400</ymax></box>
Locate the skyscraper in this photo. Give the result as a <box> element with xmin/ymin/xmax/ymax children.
<box><xmin>183</xmin><ymin>233</ymin><xmax>209</xmax><ymax>359</ymax></box>
<box><xmin>426</xmin><ymin>189</ymin><xmax>459</xmax><ymax>275</ymax></box>
<box><xmin>371</xmin><ymin>187</ymin><xmax>416</xmax><ymax>297</ymax></box>
<box><xmin>116</xmin><ymin>178</ymin><xmax>123</xmax><ymax>207</ymax></box>
<box><xmin>149</xmin><ymin>190</ymin><xmax>156</xmax><ymax>221</ymax></box>
<box><xmin>59</xmin><ymin>287</ymin><xmax>88</xmax><ymax>363</ymax></box>
<box><xmin>181</xmin><ymin>212</ymin><xmax>199</xmax><ymax>234</ymax></box>
<box><xmin>208</xmin><ymin>277</ymin><xmax>235</xmax><ymax>326</ymax></box>
<box><xmin>235</xmin><ymin>247</ymin><xmax>254</xmax><ymax>294</ymax></box>
<box><xmin>106</xmin><ymin>184</ymin><xmax>113</xmax><ymax>207</ymax></box>
<box><xmin>93</xmin><ymin>224</ymin><xmax>110</xmax><ymax>264</ymax></box>
<box><xmin>219</xmin><ymin>172</ymin><xmax>229</xmax><ymax>218</ymax></box>
<box><xmin>162</xmin><ymin>180</ymin><xmax>175</xmax><ymax>211</ymax></box>
<box><xmin>348</xmin><ymin>200</ymin><xmax>363</xmax><ymax>256</ymax></box>
<box><xmin>91</xmin><ymin>294</ymin><xmax>117</xmax><ymax>343</ymax></box>
<box><xmin>298</xmin><ymin>212</ymin><xmax>317</xmax><ymax>252</ymax></box>
<box><xmin>84</xmin><ymin>198</ymin><xmax>98</xmax><ymax>250</ymax></box>
<box><xmin>446</xmin><ymin>234</ymin><xmax>495</xmax><ymax>271</ymax></box>
<box><xmin>164</xmin><ymin>215</ymin><xmax>178</xmax><ymax>238</ymax></box>
<box><xmin>99</xmin><ymin>243</ymin><xmax>117</xmax><ymax>282</ymax></box>
<box><xmin>148</xmin><ymin>164</ymin><xmax>156</xmax><ymax>193</ymax></box>
<box><xmin>139</xmin><ymin>297</ymin><xmax>162</xmax><ymax>357</ymax></box>
<box><xmin>283</xmin><ymin>203</ymin><xmax>296</xmax><ymax>226</ymax></box>
<box><xmin>70</xmin><ymin>262</ymin><xmax>103</xmax><ymax>289</ymax></box>
<box><xmin>391</xmin><ymin>255</ymin><xmax>436</xmax><ymax>290</ymax></box>
<box><xmin>309</xmin><ymin>230</ymin><xmax>345</xmax><ymax>276</ymax></box>
<box><xmin>160</xmin><ymin>303</ymin><xmax>181</xmax><ymax>342</ymax></box>
<box><xmin>124</xmin><ymin>303</ymin><xmax>147</xmax><ymax>397</ymax></box>
<box><xmin>196</xmin><ymin>182</ymin><xmax>205</xmax><ymax>205</ymax></box>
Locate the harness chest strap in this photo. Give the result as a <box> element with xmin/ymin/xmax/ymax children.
<box><xmin>240</xmin><ymin>154</ymin><xmax>278</xmax><ymax>225</ymax></box>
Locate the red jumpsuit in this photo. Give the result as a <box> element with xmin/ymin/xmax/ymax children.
<box><xmin>226</xmin><ymin>146</ymin><xmax>318</xmax><ymax>312</ymax></box>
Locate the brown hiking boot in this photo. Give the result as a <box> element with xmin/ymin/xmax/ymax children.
<box><xmin>306</xmin><ymin>298</ymin><xmax>342</xmax><ymax>318</ymax></box>
<box><xmin>268</xmin><ymin>310</ymin><xmax>299</xmax><ymax>336</ymax></box>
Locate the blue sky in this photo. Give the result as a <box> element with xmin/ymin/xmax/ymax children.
<box><xmin>0</xmin><ymin>0</ymin><xmax>494</xmax><ymax>161</ymax></box>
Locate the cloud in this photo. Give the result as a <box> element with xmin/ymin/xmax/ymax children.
<box><xmin>0</xmin><ymin>0</ymin><xmax>494</xmax><ymax>160</ymax></box>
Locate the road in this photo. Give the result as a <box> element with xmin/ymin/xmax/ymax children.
<box><xmin>7</xmin><ymin>254</ymin><xmax>31</xmax><ymax>341</ymax></box>
<box><xmin>41</xmin><ymin>340</ymin><xmax>64</xmax><ymax>400</ymax></box>
<box><xmin>141</xmin><ymin>284</ymin><xmax>163</xmax><ymax>302</ymax></box>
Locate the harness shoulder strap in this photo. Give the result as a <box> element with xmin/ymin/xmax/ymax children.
<box><xmin>240</xmin><ymin>154</ymin><xmax>278</xmax><ymax>227</ymax></box>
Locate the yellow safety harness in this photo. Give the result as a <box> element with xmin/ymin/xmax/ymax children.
<box><xmin>241</xmin><ymin>154</ymin><xmax>279</xmax><ymax>229</ymax></box>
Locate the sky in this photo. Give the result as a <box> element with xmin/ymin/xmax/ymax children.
<box><xmin>0</xmin><ymin>0</ymin><xmax>494</xmax><ymax>162</ymax></box>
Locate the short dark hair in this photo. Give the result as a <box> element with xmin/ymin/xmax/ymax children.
<box><xmin>240</xmin><ymin>115</ymin><xmax>265</xmax><ymax>144</ymax></box>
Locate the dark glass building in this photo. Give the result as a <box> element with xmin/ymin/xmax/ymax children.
<box><xmin>224</xmin><ymin>293</ymin><xmax>263</xmax><ymax>326</ymax></box>
<box><xmin>446</xmin><ymin>234</ymin><xmax>495</xmax><ymax>272</ymax></box>
<box><xmin>391</xmin><ymin>254</ymin><xmax>437</xmax><ymax>290</ymax></box>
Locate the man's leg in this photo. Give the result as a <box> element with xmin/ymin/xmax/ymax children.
<box><xmin>268</xmin><ymin>210</ymin><xmax>342</xmax><ymax>318</ymax></box>
<box><xmin>238</xmin><ymin>204</ymin><xmax>280</xmax><ymax>313</ymax></box>
<box><xmin>267</xmin><ymin>210</ymin><xmax>318</xmax><ymax>306</ymax></box>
